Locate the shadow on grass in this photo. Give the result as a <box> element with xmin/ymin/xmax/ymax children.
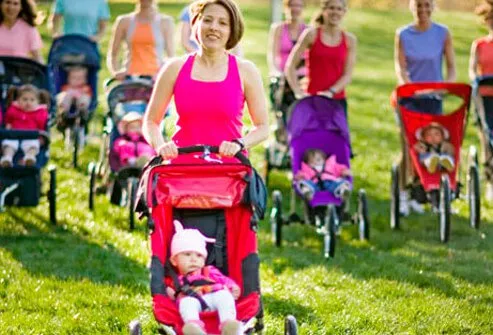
<box><xmin>262</xmin><ymin>294</ymin><xmax>319</xmax><ymax>324</ymax></box>
<box><xmin>261</xmin><ymin>174</ymin><xmax>493</xmax><ymax>298</ymax></box>
<box><xmin>0</xmin><ymin>209</ymin><xmax>147</xmax><ymax>291</ymax></box>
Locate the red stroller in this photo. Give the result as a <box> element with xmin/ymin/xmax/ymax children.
<box><xmin>390</xmin><ymin>83</ymin><xmax>479</xmax><ymax>243</ymax></box>
<box><xmin>130</xmin><ymin>146</ymin><xmax>298</xmax><ymax>335</ymax></box>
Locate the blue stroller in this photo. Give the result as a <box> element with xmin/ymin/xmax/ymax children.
<box><xmin>47</xmin><ymin>34</ymin><xmax>100</xmax><ymax>168</ymax></box>
<box><xmin>0</xmin><ymin>57</ymin><xmax>57</xmax><ymax>223</ymax></box>
<box><xmin>88</xmin><ymin>76</ymin><xmax>154</xmax><ymax>230</ymax></box>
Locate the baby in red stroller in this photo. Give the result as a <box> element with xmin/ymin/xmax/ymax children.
<box><xmin>414</xmin><ymin>122</ymin><xmax>455</xmax><ymax>173</ymax></box>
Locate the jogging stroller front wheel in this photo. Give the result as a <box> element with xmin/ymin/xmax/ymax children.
<box><xmin>128</xmin><ymin>319</ymin><xmax>142</xmax><ymax>335</ymax></box>
<box><xmin>439</xmin><ymin>174</ymin><xmax>451</xmax><ymax>243</ymax></box>
<box><xmin>323</xmin><ymin>206</ymin><xmax>337</xmax><ymax>258</ymax></box>
<box><xmin>271</xmin><ymin>190</ymin><xmax>283</xmax><ymax>247</ymax></box>
<box><xmin>88</xmin><ymin>162</ymin><xmax>97</xmax><ymax>210</ymax></box>
<box><xmin>357</xmin><ymin>189</ymin><xmax>370</xmax><ymax>240</ymax></box>
<box><xmin>128</xmin><ymin>178</ymin><xmax>139</xmax><ymax>230</ymax></box>
<box><xmin>468</xmin><ymin>162</ymin><xmax>481</xmax><ymax>230</ymax></box>
<box><xmin>284</xmin><ymin>315</ymin><xmax>298</xmax><ymax>335</ymax></box>
<box><xmin>390</xmin><ymin>164</ymin><xmax>400</xmax><ymax>230</ymax></box>
<box><xmin>48</xmin><ymin>166</ymin><xmax>57</xmax><ymax>224</ymax></box>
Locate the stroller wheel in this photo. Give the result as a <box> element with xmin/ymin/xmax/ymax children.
<box><xmin>358</xmin><ymin>189</ymin><xmax>370</xmax><ymax>240</ymax></box>
<box><xmin>390</xmin><ymin>164</ymin><xmax>400</xmax><ymax>230</ymax></box>
<box><xmin>48</xmin><ymin>166</ymin><xmax>57</xmax><ymax>225</ymax></box>
<box><xmin>129</xmin><ymin>178</ymin><xmax>139</xmax><ymax>230</ymax></box>
<box><xmin>128</xmin><ymin>319</ymin><xmax>142</xmax><ymax>335</ymax></box>
<box><xmin>284</xmin><ymin>315</ymin><xmax>298</xmax><ymax>335</ymax></box>
<box><xmin>271</xmin><ymin>190</ymin><xmax>283</xmax><ymax>247</ymax></box>
<box><xmin>89</xmin><ymin>162</ymin><xmax>97</xmax><ymax>211</ymax></box>
<box><xmin>468</xmin><ymin>163</ymin><xmax>480</xmax><ymax>229</ymax></box>
<box><xmin>439</xmin><ymin>175</ymin><xmax>451</xmax><ymax>243</ymax></box>
<box><xmin>324</xmin><ymin>206</ymin><xmax>337</xmax><ymax>258</ymax></box>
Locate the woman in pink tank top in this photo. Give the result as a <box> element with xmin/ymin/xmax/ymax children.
<box><xmin>285</xmin><ymin>0</ymin><xmax>356</xmax><ymax>116</ymax></box>
<box><xmin>469</xmin><ymin>0</ymin><xmax>493</xmax><ymax>201</ymax></box>
<box><xmin>143</xmin><ymin>0</ymin><xmax>268</xmax><ymax>162</ymax></box>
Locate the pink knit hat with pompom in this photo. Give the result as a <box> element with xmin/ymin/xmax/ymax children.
<box><xmin>170</xmin><ymin>220</ymin><xmax>215</xmax><ymax>259</ymax></box>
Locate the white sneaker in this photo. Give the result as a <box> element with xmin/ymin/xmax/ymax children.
<box><xmin>486</xmin><ymin>183</ymin><xmax>493</xmax><ymax>203</ymax></box>
<box><xmin>399</xmin><ymin>191</ymin><xmax>410</xmax><ymax>216</ymax></box>
<box><xmin>409</xmin><ymin>199</ymin><xmax>425</xmax><ymax>214</ymax></box>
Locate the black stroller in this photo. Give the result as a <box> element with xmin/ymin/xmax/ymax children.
<box><xmin>88</xmin><ymin>76</ymin><xmax>153</xmax><ymax>230</ymax></box>
<box><xmin>0</xmin><ymin>57</ymin><xmax>57</xmax><ymax>223</ymax></box>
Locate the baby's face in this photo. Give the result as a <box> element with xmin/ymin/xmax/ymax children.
<box><xmin>424</xmin><ymin>128</ymin><xmax>443</xmax><ymax>146</ymax></box>
<box><xmin>68</xmin><ymin>69</ymin><xmax>87</xmax><ymax>87</ymax></box>
<box><xmin>310</xmin><ymin>152</ymin><xmax>326</xmax><ymax>166</ymax></box>
<box><xmin>173</xmin><ymin>251</ymin><xmax>206</xmax><ymax>275</ymax></box>
<box><xmin>18</xmin><ymin>91</ymin><xmax>38</xmax><ymax>112</ymax></box>
<box><xmin>126</xmin><ymin>120</ymin><xmax>142</xmax><ymax>134</ymax></box>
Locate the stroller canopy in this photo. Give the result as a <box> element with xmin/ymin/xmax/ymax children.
<box><xmin>47</xmin><ymin>34</ymin><xmax>100</xmax><ymax>69</ymax></box>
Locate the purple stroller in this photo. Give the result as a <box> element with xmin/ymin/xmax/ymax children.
<box><xmin>270</xmin><ymin>96</ymin><xmax>370</xmax><ymax>258</ymax></box>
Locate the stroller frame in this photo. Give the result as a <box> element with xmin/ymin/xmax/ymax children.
<box><xmin>390</xmin><ymin>82</ymin><xmax>479</xmax><ymax>243</ymax></box>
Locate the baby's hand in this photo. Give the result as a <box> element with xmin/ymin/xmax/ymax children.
<box><xmin>166</xmin><ymin>287</ymin><xmax>176</xmax><ymax>300</ymax></box>
<box><xmin>294</xmin><ymin>172</ymin><xmax>304</xmax><ymax>181</ymax></box>
<box><xmin>342</xmin><ymin>169</ymin><xmax>351</xmax><ymax>177</ymax></box>
<box><xmin>414</xmin><ymin>143</ymin><xmax>426</xmax><ymax>154</ymax></box>
<box><xmin>230</xmin><ymin>284</ymin><xmax>241</xmax><ymax>300</ymax></box>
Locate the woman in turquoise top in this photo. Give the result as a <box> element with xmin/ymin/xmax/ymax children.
<box><xmin>49</xmin><ymin>0</ymin><xmax>110</xmax><ymax>43</ymax></box>
<box><xmin>393</xmin><ymin>0</ymin><xmax>456</xmax><ymax>216</ymax></box>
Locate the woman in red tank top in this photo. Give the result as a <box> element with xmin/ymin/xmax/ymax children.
<box><xmin>142</xmin><ymin>0</ymin><xmax>268</xmax><ymax>161</ymax></box>
<box><xmin>284</xmin><ymin>0</ymin><xmax>356</xmax><ymax>116</ymax></box>
<box><xmin>469</xmin><ymin>0</ymin><xmax>493</xmax><ymax>201</ymax></box>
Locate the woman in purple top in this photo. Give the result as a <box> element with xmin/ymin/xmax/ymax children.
<box><xmin>393</xmin><ymin>0</ymin><xmax>456</xmax><ymax>216</ymax></box>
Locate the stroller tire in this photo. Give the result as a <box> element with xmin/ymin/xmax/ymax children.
<box><xmin>390</xmin><ymin>164</ymin><xmax>400</xmax><ymax>230</ymax></box>
<box><xmin>468</xmin><ymin>163</ymin><xmax>480</xmax><ymax>229</ymax></box>
<box><xmin>271</xmin><ymin>190</ymin><xmax>283</xmax><ymax>247</ymax></box>
<box><xmin>48</xmin><ymin>166</ymin><xmax>57</xmax><ymax>225</ymax></box>
<box><xmin>128</xmin><ymin>319</ymin><xmax>142</xmax><ymax>335</ymax></box>
<box><xmin>358</xmin><ymin>189</ymin><xmax>370</xmax><ymax>240</ymax></box>
<box><xmin>129</xmin><ymin>178</ymin><xmax>138</xmax><ymax>230</ymax></box>
<box><xmin>324</xmin><ymin>206</ymin><xmax>337</xmax><ymax>258</ymax></box>
<box><xmin>284</xmin><ymin>315</ymin><xmax>298</xmax><ymax>335</ymax></box>
<box><xmin>89</xmin><ymin>162</ymin><xmax>96</xmax><ymax>211</ymax></box>
<box><xmin>73</xmin><ymin>124</ymin><xmax>81</xmax><ymax>168</ymax></box>
<box><xmin>439</xmin><ymin>175</ymin><xmax>451</xmax><ymax>243</ymax></box>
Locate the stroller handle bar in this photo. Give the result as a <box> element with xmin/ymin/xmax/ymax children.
<box><xmin>104</xmin><ymin>75</ymin><xmax>153</xmax><ymax>89</ymax></box>
<box><xmin>0</xmin><ymin>129</ymin><xmax>50</xmax><ymax>145</ymax></box>
<box><xmin>148</xmin><ymin>145</ymin><xmax>251</xmax><ymax>167</ymax></box>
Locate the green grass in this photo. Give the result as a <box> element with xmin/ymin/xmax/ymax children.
<box><xmin>1</xmin><ymin>1</ymin><xmax>493</xmax><ymax>334</ymax></box>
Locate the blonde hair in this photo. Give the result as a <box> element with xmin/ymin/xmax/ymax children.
<box><xmin>313</xmin><ymin>0</ymin><xmax>347</xmax><ymax>26</ymax></box>
<box><xmin>475</xmin><ymin>0</ymin><xmax>493</xmax><ymax>21</ymax></box>
<box><xmin>190</xmin><ymin>0</ymin><xmax>244</xmax><ymax>50</ymax></box>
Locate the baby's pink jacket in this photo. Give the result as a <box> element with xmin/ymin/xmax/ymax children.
<box><xmin>4</xmin><ymin>102</ymin><xmax>48</xmax><ymax>130</ymax></box>
<box><xmin>113</xmin><ymin>132</ymin><xmax>155</xmax><ymax>164</ymax></box>
<box><xmin>299</xmin><ymin>155</ymin><xmax>348</xmax><ymax>182</ymax></box>
<box><xmin>177</xmin><ymin>265</ymin><xmax>238</xmax><ymax>297</ymax></box>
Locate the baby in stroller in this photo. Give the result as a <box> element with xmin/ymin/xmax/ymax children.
<box><xmin>56</xmin><ymin>65</ymin><xmax>92</xmax><ymax>124</ymax></box>
<box><xmin>111</xmin><ymin>111</ymin><xmax>155</xmax><ymax>168</ymax></box>
<box><xmin>296</xmin><ymin>148</ymin><xmax>351</xmax><ymax>201</ymax></box>
<box><xmin>167</xmin><ymin>220</ymin><xmax>242</xmax><ymax>335</ymax></box>
<box><xmin>1</xmin><ymin>84</ymin><xmax>50</xmax><ymax>167</ymax></box>
<box><xmin>414</xmin><ymin>122</ymin><xmax>455</xmax><ymax>173</ymax></box>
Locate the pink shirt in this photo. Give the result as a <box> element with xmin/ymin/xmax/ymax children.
<box><xmin>299</xmin><ymin>155</ymin><xmax>348</xmax><ymax>182</ymax></box>
<box><xmin>5</xmin><ymin>102</ymin><xmax>48</xmax><ymax>130</ymax></box>
<box><xmin>0</xmin><ymin>19</ymin><xmax>42</xmax><ymax>58</ymax></box>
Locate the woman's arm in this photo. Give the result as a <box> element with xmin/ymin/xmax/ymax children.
<box><xmin>31</xmin><ymin>49</ymin><xmax>44</xmax><ymax>64</ymax></box>
<box><xmin>49</xmin><ymin>13</ymin><xmax>63</xmax><ymax>37</ymax></box>
<box><xmin>143</xmin><ymin>58</ymin><xmax>185</xmax><ymax>157</ymax></box>
<box><xmin>394</xmin><ymin>30</ymin><xmax>410</xmax><ymax>85</ymax></box>
<box><xmin>267</xmin><ymin>23</ymin><xmax>282</xmax><ymax>76</ymax></box>
<box><xmin>469</xmin><ymin>40</ymin><xmax>479</xmax><ymax>81</ymax></box>
<box><xmin>285</xmin><ymin>28</ymin><xmax>315</xmax><ymax>98</ymax></box>
<box><xmin>161</xmin><ymin>15</ymin><xmax>175</xmax><ymax>58</ymax></box>
<box><xmin>180</xmin><ymin>22</ymin><xmax>197</xmax><ymax>53</ymax></box>
<box><xmin>107</xmin><ymin>16</ymin><xmax>127</xmax><ymax>78</ymax></box>
<box><xmin>91</xmin><ymin>19</ymin><xmax>108</xmax><ymax>43</ymax></box>
<box><xmin>444</xmin><ymin>30</ymin><xmax>456</xmax><ymax>82</ymax></box>
<box><xmin>321</xmin><ymin>32</ymin><xmax>357</xmax><ymax>96</ymax></box>
<box><xmin>238</xmin><ymin>60</ymin><xmax>269</xmax><ymax>149</ymax></box>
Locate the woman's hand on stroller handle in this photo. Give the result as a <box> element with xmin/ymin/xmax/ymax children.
<box><xmin>219</xmin><ymin>140</ymin><xmax>243</xmax><ymax>157</ymax></box>
<box><xmin>157</xmin><ymin>141</ymin><xmax>179</xmax><ymax>160</ymax></box>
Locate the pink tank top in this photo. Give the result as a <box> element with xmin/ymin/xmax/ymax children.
<box><xmin>172</xmin><ymin>54</ymin><xmax>245</xmax><ymax>147</ymax></box>
<box><xmin>277</xmin><ymin>23</ymin><xmax>306</xmax><ymax>72</ymax></box>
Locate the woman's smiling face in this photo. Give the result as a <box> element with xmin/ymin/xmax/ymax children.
<box><xmin>197</xmin><ymin>4</ymin><xmax>231</xmax><ymax>50</ymax></box>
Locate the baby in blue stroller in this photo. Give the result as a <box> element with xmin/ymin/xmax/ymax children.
<box><xmin>48</xmin><ymin>34</ymin><xmax>100</xmax><ymax>167</ymax></box>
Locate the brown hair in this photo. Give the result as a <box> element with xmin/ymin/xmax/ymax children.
<box><xmin>302</xmin><ymin>148</ymin><xmax>327</xmax><ymax>164</ymax></box>
<box><xmin>190</xmin><ymin>0</ymin><xmax>244</xmax><ymax>50</ymax></box>
<box><xmin>313</xmin><ymin>0</ymin><xmax>347</xmax><ymax>26</ymax></box>
<box><xmin>7</xmin><ymin>84</ymin><xmax>50</xmax><ymax>108</ymax></box>
<box><xmin>0</xmin><ymin>0</ymin><xmax>38</xmax><ymax>27</ymax></box>
<box><xmin>475</xmin><ymin>0</ymin><xmax>493</xmax><ymax>21</ymax></box>
<box><xmin>283</xmin><ymin>0</ymin><xmax>304</xmax><ymax>7</ymax></box>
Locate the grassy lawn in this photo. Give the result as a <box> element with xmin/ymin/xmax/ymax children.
<box><xmin>1</xmin><ymin>1</ymin><xmax>493</xmax><ymax>334</ymax></box>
